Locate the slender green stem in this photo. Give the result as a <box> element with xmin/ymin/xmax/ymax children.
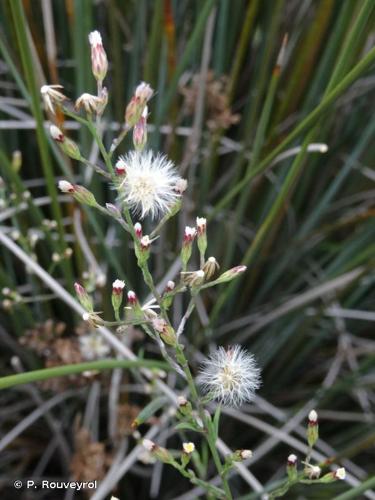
<box><xmin>0</xmin><ymin>359</ymin><xmax>169</xmax><ymax>390</ymax></box>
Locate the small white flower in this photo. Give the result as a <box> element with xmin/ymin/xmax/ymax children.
<box><xmin>288</xmin><ymin>454</ymin><xmax>297</xmax><ymax>464</ymax></box>
<box><xmin>240</xmin><ymin>449</ymin><xmax>252</xmax><ymax>460</ymax></box>
<box><xmin>198</xmin><ymin>345</ymin><xmax>261</xmax><ymax>407</ymax></box>
<box><xmin>117</xmin><ymin>150</ymin><xmax>183</xmax><ymax>218</ymax></box>
<box><xmin>79</xmin><ymin>332</ymin><xmax>110</xmax><ymax>360</ymax></box>
<box><xmin>335</xmin><ymin>467</ymin><xmax>346</xmax><ymax>480</ymax></box>
<box><xmin>182</xmin><ymin>442</ymin><xmax>195</xmax><ymax>454</ymax></box>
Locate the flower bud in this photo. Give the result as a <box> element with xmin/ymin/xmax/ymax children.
<box><xmin>127</xmin><ymin>290</ymin><xmax>137</xmax><ymax>306</ymax></box>
<box><xmin>115</xmin><ymin>158</ymin><xmax>126</xmax><ymax>176</ymax></box>
<box><xmin>307</xmin><ymin>409</ymin><xmax>319</xmax><ymax>448</ymax></box>
<box><xmin>233</xmin><ymin>449</ymin><xmax>252</xmax><ymax>462</ymax></box>
<box><xmin>133</xmin><ymin>106</ymin><xmax>148</xmax><ymax>151</ymax></box>
<box><xmin>133</xmin><ymin>223</ymin><xmax>142</xmax><ymax>239</ymax></box>
<box><xmin>214</xmin><ymin>265</ymin><xmax>247</xmax><ymax>284</ymax></box>
<box><xmin>196</xmin><ymin>217</ymin><xmax>207</xmax><ymax>257</ymax></box>
<box><xmin>73</xmin><ymin>185</ymin><xmax>98</xmax><ymax>207</ymax></box>
<box><xmin>203</xmin><ymin>256</ymin><xmax>219</xmax><ymax>280</ymax></box>
<box><xmin>181</xmin><ymin>226</ymin><xmax>196</xmax><ymax>269</ymax></box>
<box><xmin>58</xmin><ymin>180</ymin><xmax>75</xmax><ymax>193</ymax></box>
<box><xmin>152</xmin><ymin>318</ymin><xmax>177</xmax><ymax>347</ymax></box>
<box><xmin>88</xmin><ymin>31</ymin><xmax>108</xmax><ymax>84</ymax></box>
<box><xmin>166</xmin><ymin>280</ymin><xmax>175</xmax><ymax>292</ymax></box>
<box><xmin>125</xmin><ymin>82</ymin><xmax>153</xmax><ymax>128</ymax></box>
<box><xmin>74</xmin><ymin>282</ymin><xmax>93</xmax><ymax>312</ymax></box>
<box><xmin>287</xmin><ymin>454</ymin><xmax>298</xmax><ymax>481</ymax></box>
<box><xmin>112</xmin><ymin>279</ymin><xmax>125</xmax><ymax>318</ymax></box>
<box><xmin>12</xmin><ymin>150</ymin><xmax>22</xmax><ymax>172</ymax></box>
<box><xmin>177</xmin><ymin>396</ymin><xmax>192</xmax><ymax>416</ymax></box>
<box><xmin>142</xmin><ymin>439</ymin><xmax>173</xmax><ymax>464</ymax></box>
<box><xmin>50</xmin><ymin>125</ymin><xmax>82</xmax><ymax>160</ymax></box>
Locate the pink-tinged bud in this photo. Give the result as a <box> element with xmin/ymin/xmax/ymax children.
<box><xmin>50</xmin><ymin>125</ymin><xmax>64</xmax><ymax>142</ymax></box>
<box><xmin>287</xmin><ymin>454</ymin><xmax>297</xmax><ymax>466</ymax></box>
<box><xmin>58</xmin><ymin>180</ymin><xmax>75</xmax><ymax>193</ymax></box>
<box><xmin>215</xmin><ymin>265</ymin><xmax>247</xmax><ymax>284</ymax></box>
<box><xmin>140</xmin><ymin>235</ymin><xmax>151</xmax><ymax>250</ymax></box>
<box><xmin>166</xmin><ymin>280</ymin><xmax>175</xmax><ymax>292</ymax></box>
<box><xmin>112</xmin><ymin>279</ymin><xmax>125</xmax><ymax>318</ymax></box>
<box><xmin>127</xmin><ymin>290</ymin><xmax>137</xmax><ymax>305</ymax></box>
<box><xmin>152</xmin><ymin>317</ymin><xmax>177</xmax><ymax>346</ymax></box>
<box><xmin>74</xmin><ymin>282</ymin><xmax>93</xmax><ymax>312</ymax></box>
<box><xmin>196</xmin><ymin>217</ymin><xmax>206</xmax><ymax>235</ymax></box>
<box><xmin>134</xmin><ymin>222</ymin><xmax>142</xmax><ymax>238</ymax></box>
<box><xmin>183</xmin><ymin>226</ymin><xmax>197</xmax><ymax>244</ymax></box>
<box><xmin>51</xmin><ymin>126</ymin><xmax>81</xmax><ymax>160</ymax></box>
<box><xmin>133</xmin><ymin>106</ymin><xmax>148</xmax><ymax>151</ymax></box>
<box><xmin>196</xmin><ymin>217</ymin><xmax>207</xmax><ymax>257</ymax></box>
<box><xmin>88</xmin><ymin>31</ymin><xmax>108</xmax><ymax>83</ymax></box>
<box><xmin>115</xmin><ymin>158</ymin><xmax>126</xmax><ymax>176</ymax></box>
<box><xmin>125</xmin><ymin>82</ymin><xmax>154</xmax><ymax>128</ymax></box>
<box><xmin>112</xmin><ymin>279</ymin><xmax>125</xmax><ymax>295</ymax></box>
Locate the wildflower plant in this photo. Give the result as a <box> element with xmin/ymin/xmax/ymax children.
<box><xmin>41</xmin><ymin>30</ymin><xmax>263</xmax><ymax>499</ymax></box>
<box><xmin>1</xmin><ymin>2</ymin><xmax>373</xmax><ymax>497</ymax></box>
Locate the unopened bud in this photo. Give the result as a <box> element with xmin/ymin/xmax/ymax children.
<box><xmin>152</xmin><ymin>318</ymin><xmax>177</xmax><ymax>347</ymax></box>
<box><xmin>233</xmin><ymin>449</ymin><xmax>252</xmax><ymax>461</ymax></box>
<box><xmin>115</xmin><ymin>158</ymin><xmax>126</xmax><ymax>176</ymax></box>
<box><xmin>112</xmin><ymin>279</ymin><xmax>125</xmax><ymax>318</ymax></box>
<box><xmin>58</xmin><ymin>180</ymin><xmax>75</xmax><ymax>193</ymax></box>
<box><xmin>177</xmin><ymin>396</ymin><xmax>192</xmax><ymax>416</ymax></box>
<box><xmin>142</xmin><ymin>440</ymin><xmax>172</xmax><ymax>464</ymax></box>
<box><xmin>174</xmin><ymin>178</ymin><xmax>188</xmax><ymax>194</ymax></box>
<box><xmin>50</xmin><ymin>125</ymin><xmax>82</xmax><ymax>160</ymax></box>
<box><xmin>134</xmin><ymin>222</ymin><xmax>142</xmax><ymax>238</ymax></box>
<box><xmin>181</xmin><ymin>226</ymin><xmax>196</xmax><ymax>269</ymax></box>
<box><xmin>215</xmin><ymin>265</ymin><xmax>247</xmax><ymax>284</ymax></box>
<box><xmin>125</xmin><ymin>82</ymin><xmax>153</xmax><ymax>128</ymax></box>
<box><xmin>127</xmin><ymin>290</ymin><xmax>138</xmax><ymax>306</ymax></box>
<box><xmin>287</xmin><ymin>454</ymin><xmax>298</xmax><ymax>481</ymax></box>
<box><xmin>74</xmin><ymin>282</ymin><xmax>94</xmax><ymax>312</ymax></box>
<box><xmin>196</xmin><ymin>216</ymin><xmax>207</xmax><ymax>258</ymax></box>
<box><xmin>307</xmin><ymin>409</ymin><xmax>319</xmax><ymax>448</ymax></box>
<box><xmin>88</xmin><ymin>31</ymin><xmax>108</xmax><ymax>83</ymax></box>
<box><xmin>73</xmin><ymin>185</ymin><xmax>98</xmax><ymax>207</ymax></box>
<box><xmin>12</xmin><ymin>150</ymin><xmax>22</xmax><ymax>172</ymax></box>
<box><xmin>166</xmin><ymin>280</ymin><xmax>175</xmax><ymax>292</ymax></box>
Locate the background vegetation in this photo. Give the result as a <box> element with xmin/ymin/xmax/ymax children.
<box><xmin>0</xmin><ymin>0</ymin><xmax>374</xmax><ymax>499</ymax></box>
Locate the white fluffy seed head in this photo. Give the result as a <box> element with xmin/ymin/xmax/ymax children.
<box><xmin>117</xmin><ymin>150</ymin><xmax>182</xmax><ymax>219</ymax></box>
<box><xmin>198</xmin><ymin>345</ymin><xmax>261</xmax><ymax>407</ymax></box>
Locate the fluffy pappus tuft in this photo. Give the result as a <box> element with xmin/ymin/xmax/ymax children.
<box><xmin>198</xmin><ymin>345</ymin><xmax>261</xmax><ymax>407</ymax></box>
<box><xmin>117</xmin><ymin>150</ymin><xmax>183</xmax><ymax>219</ymax></box>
